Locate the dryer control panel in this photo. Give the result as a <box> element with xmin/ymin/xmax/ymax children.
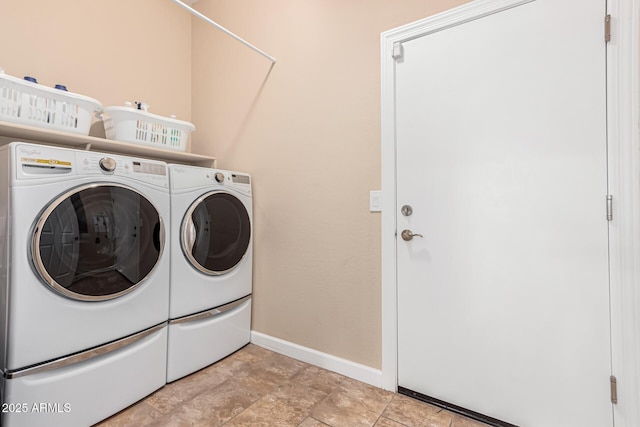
<box><xmin>170</xmin><ymin>164</ymin><xmax>251</xmax><ymax>196</ymax></box>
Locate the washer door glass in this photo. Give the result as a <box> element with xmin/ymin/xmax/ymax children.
<box><xmin>32</xmin><ymin>184</ymin><xmax>164</xmax><ymax>301</ymax></box>
<box><xmin>182</xmin><ymin>192</ymin><xmax>251</xmax><ymax>275</ymax></box>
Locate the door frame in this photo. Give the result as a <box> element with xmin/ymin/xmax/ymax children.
<box><xmin>380</xmin><ymin>0</ymin><xmax>640</xmax><ymax>425</ymax></box>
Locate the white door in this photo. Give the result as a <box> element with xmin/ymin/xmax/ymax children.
<box><xmin>395</xmin><ymin>1</ymin><xmax>612</xmax><ymax>426</ymax></box>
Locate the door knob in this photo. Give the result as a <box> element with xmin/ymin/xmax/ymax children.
<box><xmin>401</xmin><ymin>229</ymin><xmax>423</xmax><ymax>241</ymax></box>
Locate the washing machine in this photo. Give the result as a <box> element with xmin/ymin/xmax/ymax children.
<box><xmin>0</xmin><ymin>142</ymin><xmax>170</xmax><ymax>427</ymax></box>
<box><xmin>166</xmin><ymin>164</ymin><xmax>252</xmax><ymax>382</ymax></box>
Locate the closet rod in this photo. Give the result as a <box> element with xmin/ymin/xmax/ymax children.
<box><xmin>171</xmin><ymin>0</ymin><xmax>277</xmax><ymax>63</ymax></box>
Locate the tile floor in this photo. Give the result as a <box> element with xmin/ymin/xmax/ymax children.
<box><xmin>95</xmin><ymin>344</ymin><xmax>488</xmax><ymax>427</ymax></box>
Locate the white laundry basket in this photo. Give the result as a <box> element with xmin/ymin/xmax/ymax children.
<box><xmin>103</xmin><ymin>105</ymin><xmax>195</xmax><ymax>152</ymax></box>
<box><xmin>0</xmin><ymin>70</ymin><xmax>102</xmax><ymax>135</ymax></box>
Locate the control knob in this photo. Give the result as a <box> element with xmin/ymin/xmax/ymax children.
<box><xmin>99</xmin><ymin>157</ymin><xmax>116</xmax><ymax>172</ymax></box>
<box><xmin>214</xmin><ymin>172</ymin><xmax>225</xmax><ymax>183</ymax></box>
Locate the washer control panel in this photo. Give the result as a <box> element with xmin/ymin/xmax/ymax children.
<box><xmin>76</xmin><ymin>152</ymin><xmax>168</xmax><ymax>187</ymax></box>
<box><xmin>13</xmin><ymin>142</ymin><xmax>169</xmax><ymax>189</ymax></box>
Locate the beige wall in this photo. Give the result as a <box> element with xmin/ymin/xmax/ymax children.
<box><xmin>191</xmin><ymin>0</ymin><xmax>468</xmax><ymax>369</ymax></box>
<box><xmin>0</xmin><ymin>0</ymin><xmax>470</xmax><ymax>371</ymax></box>
<box><xmin>0</xmin><ymin>0</ymin><xmax>192</xmax><ymax>129</ymax></box>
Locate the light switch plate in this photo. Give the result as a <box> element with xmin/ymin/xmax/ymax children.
<box><xmin>370</xmin><ymin>191</ymin><xmax>382</xmax><ymax>212</ymax></box>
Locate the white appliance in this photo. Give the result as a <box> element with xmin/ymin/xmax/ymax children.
<box><xmin>167</xmin><ymin>164</ymin><xmax>252</xmax><ymax>382</ymax></box>
<box><xmin>0</xmin><ymin>142</ymin><xmax>171</xmax><ymax>427</ymax></box>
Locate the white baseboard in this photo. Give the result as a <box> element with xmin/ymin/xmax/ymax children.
<box><xmin>250</xmin><ymin>331</ymin><xmax>383</xmax><ymax>388</ymax></box>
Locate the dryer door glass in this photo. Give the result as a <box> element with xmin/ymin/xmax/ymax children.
<box><xmin>182</xmin><ymin>192</ymin><xmax>251</xmax><ymax>275</ymax></box>
<box><xmin>32</xmin><ymin>184</ymin><xmax>164</xmax><ymax>301</ymax></box>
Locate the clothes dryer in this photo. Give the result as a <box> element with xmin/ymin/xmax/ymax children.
<box><xmin>167</xmin><ymin>164</ymin><xmax>252</xmax><ymax>382</ymax></box>
<box><xmin>0</xmin><ymin>142</ymin><xmax>170</xmax><ymax>427</ymax></box>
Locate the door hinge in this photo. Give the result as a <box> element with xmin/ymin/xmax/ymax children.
<box><xmin>605</xmin><ymin>15</ymin><xmax>611</xmax><ymax>43</ymax></box>
<box><xmin>606</xmin><ymin>195</ymin><xmax>613</xmax><ymax>221</ymax></box>
<box><xmin>610</xmin><ymin>375</ymin><xmax>618</xmax><ymax>404</ymax></box>
<box><xmin>392</xmin><ymin>42</ymin><xmax>404</xmax><ymax>61</ymax></box>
